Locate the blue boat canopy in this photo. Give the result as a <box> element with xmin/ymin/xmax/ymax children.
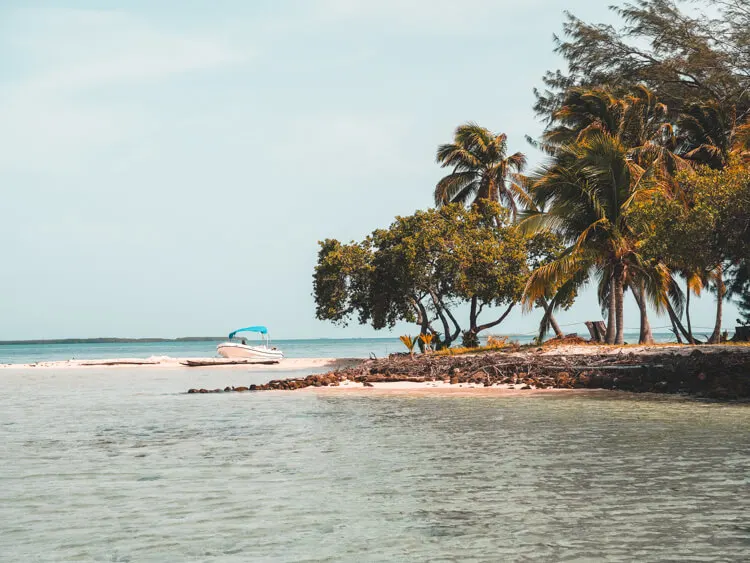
<box><xmin>229</xmin><ymin>326</ymin><xmax>268</xmax><ymax>338</ymax></box>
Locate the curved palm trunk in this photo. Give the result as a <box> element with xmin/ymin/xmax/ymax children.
<box><xmin>670</xmin><ymin>314</ymin><xmax>684</xmax><ymax>344</ymax></box>
<box><xmin>614</xmin><ymin>264</ymin><xmax>625</xmax><ymax>345</ymax></box>
<box><xmin>708</xmin><ymin>265</ymin><xmax>726</xmax><ymax>344</ymax></box>
<box><xmin>538</xmin><ymin>297</ymin><xmax>563</xmax><ymax>338</ymax></box>
<box><xmin>605</xmin><ymin>276</ymin><xmax>616</xmax><ymax>344</ymax></box>
<box><xmin>685</xmin><ymin>285</ymin><xmax>694</xmax><ymax>343</ymax></box>
<box><xmin>548</xmin><ymin>311</ymin><xmax>563</xmax><ymax>339</ymax></box>
<box><xmin>632</xmin><ymin>282</ymin><xmax>654</xmax><ymax>344</ymax></box>
<box><xmin>665</xmin><ymin>299</ymin><xmax>696</xmax><ymax>344</ymax></box>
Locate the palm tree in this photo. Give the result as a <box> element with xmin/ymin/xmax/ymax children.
<box><xmin>435</xmin><ymin>123</ymin><xmax>566</xmax><ymax>340</ymax></box>
<box><xmin>434</xmin><ymin>123</ymin><xmax>530</xmax><ymax>218</ymax></box>
<box><xmin>523</xmin><ymin>131</ymin><xmax>648</xmax><ymax>344</ymax></box>
<box><xmin>678</xmin><ymin>102</ymin><xmax>743</xmax><ymax>170</ymax></box>
<box><xmin>525</xmin><ymin>86</ymin><xmax>685</xmax><ymax>344</ymax></box>
<box><xmin>543</xmin><ymin>85</ymin><xmax>688</xmax><ymax>180</ymax></box>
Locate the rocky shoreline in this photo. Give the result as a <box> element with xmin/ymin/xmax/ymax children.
<box><xmin>187</xmin><ymin>345</ymin><xmax>750</xmax><ymax>400</ymax></box>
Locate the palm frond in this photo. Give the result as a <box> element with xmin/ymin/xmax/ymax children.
<box><xmin>434</xmin><ymin>172</ymin><xmax>477</xmax><ymax>206</ymax></box>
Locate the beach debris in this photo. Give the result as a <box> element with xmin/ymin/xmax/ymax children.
<box><xmin>181</xmin><ymin>359</ymin><xmax>280</xmax><ymax>367</ymax></box>
<box><xmin>186</xmin><ymin>347</ymin><xmax>750</xmax><ymax>399</ymax></box>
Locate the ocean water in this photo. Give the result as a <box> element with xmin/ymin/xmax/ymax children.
<box><xmin>0</xmin><ymin>332</ymin><xmax>683</xmax><ymax>364</ymax></box>
<box><xmin>1</xmin><ymin>366</ymin><xmax>748</xmax><ymax>561</ymax></box>
<box><xmin>0</xmin><ymin>338</ymin><xmax>401</xmax><ymax>364</ymax></box>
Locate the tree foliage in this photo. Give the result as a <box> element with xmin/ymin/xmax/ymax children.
<box><xmin>535</xmin><ymin>0</ymin><xmax>750</xmax><ymax>120</ymax></box>
<box><xmin>313</xmin><ymin>203</ymin><xmax>529</xmax><ymax>347</ymax></box>
<box><xmin>314</xmin><ymin>1</ymin><xmax>750</xmax><ymax>344</ymax></box>
<box><xmin>435</xmin><ymin>123</ymin><xmax>530</xmax><ymax>217</ymax></box>
<box><xmin>631</xmin><ymin>162</ymin><xmax>750</xmax><ymax>331</ymax></box>
<box><xmin>633</xmin><ymin>163</ymin><xmax>750</xmax><ymax>271</ymax></box>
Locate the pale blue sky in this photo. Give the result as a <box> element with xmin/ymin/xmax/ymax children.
<box><xmin>1</xmin><ymin>1</ymin><xmax>738</xmax><ymax>340</ymax></box>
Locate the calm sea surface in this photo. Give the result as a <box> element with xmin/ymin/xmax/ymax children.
<box><xmin>1</xmin><ymin>365</ymin><xmax>748</xmax><ymax>561</ymax></box>
<box><xmin>0</xmin><ymin>333</ymin><xmax>683</xmax><ymax>364</ymax></box>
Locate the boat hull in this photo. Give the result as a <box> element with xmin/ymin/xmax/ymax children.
<box><xmin>216</xmin><ymin>343</ymin><xmax>284</xmax><ymax>361</ymax></box>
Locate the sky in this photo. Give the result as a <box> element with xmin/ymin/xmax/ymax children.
<box><xmin>0</xmin><ymin>0</ymin><xmax>738</xmax><ymax>340</ymax></box>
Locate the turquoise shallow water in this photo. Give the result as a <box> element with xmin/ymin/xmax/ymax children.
<box><xmin>1</xmin><ymin>366</ymin><xmax>748</xmax><ymax>561</ymax></box>
<box><xmin>0</xmin><ymin>332</ymin><xmax>683</xmax><ymax>364</ymax></box>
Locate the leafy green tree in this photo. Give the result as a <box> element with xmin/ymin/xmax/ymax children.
<box><xmin>434</xmin><ymin>123</ymin><xmax>530</xmax><ymax>218</ymax></box>
<box><xmin>450</xmin><ymin>203</ymin><xmax>528</xmax><ymax>345</ymax></box>
<box><xmin>313</xmin><ymin>238</ymin><xmax>374</xmax><ymax>327</ymax></box>
<box><xmin>632</xmin><ymin>162</ymin><xmax>750</xmax><ymax>341</ymax></box>
<box><xmin>731</xmin><ymin>259</ymin><xmax>750</xmax><ymax>329</ymax></box>
<box><xmin>737</xmin><ymin>293</ymin><xmax>750</xmax><ymax>327</ymax></box>
<box><xmin>313</xmin><ymin>204</ymin><xmax>529</xmax><ymax>348</ymax></box>
<box><xmin>368</xmin><ymin>208</ymin><xmax>463</xmax><ymax>346</ymax></box>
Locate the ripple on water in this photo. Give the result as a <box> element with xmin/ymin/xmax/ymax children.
<box><xmin>0</xmin><ymin>369</ymin><xmax>749</xmax><ymax>561</ymax></box>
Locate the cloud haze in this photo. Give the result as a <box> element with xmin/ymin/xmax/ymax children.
<box><xmin>0</xmin><ymin>1</ymin><xmax>736</xmax><ymax>339</ymax></box>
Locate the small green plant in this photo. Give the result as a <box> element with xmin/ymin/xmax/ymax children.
<box><xmin>399</xmin><ymin>335</ymin><xmax>417</xmax><ymax>355</ymax></box>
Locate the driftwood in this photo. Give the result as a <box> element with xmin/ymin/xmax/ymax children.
<box><xmin>585</xmin><ymin>321</ymin><xmax>607</xmax><ymax>342</ymax></box>
<box><xmin>80</xmin><ymin>360</ymin><xmax>160</xmax><ymax>366</ymax></box>
<box><xmin>181</xmin><ymin>359</ymin><xmax>280</xmax><ymax>367</ymax></box>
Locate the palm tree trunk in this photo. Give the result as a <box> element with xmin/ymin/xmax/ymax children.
<box><xmin>670</xmin><ymin>314</ymin><xmax>684</xmax><ymax>344</ymax></box>
<box><xmin>548</xmin><ymin>310</ymin><xmax>563</xmax><ymax>339</ymax></box>
<box><xmin>665</xmin><ymin>299</ymin><xmax>695</xmax><ymax>344</ymax></box>
<box><xmin>632</xmin><ymin>282</ymin><xmax>654</xmax><ymax>344</ymax></box>
<box><xmin>685</xmin><ymin>284</ymin><xmax>694</xmax><ymax>343</ymax></box>
<box><xmin>605</xmin><ymin>276</ymin><xmax>616</xmax><ymax>344</ymax></box>
<box><xmin>538</xmin><ymin>297</ymin><xmax>563</xmax><ymax>338</ymax></box>
<box><xmin>709</xmin><ymin>265</ymin><xmax>726</xmax><ymax>344</ymax></box>
<box><xmin>614</xmin><ymin>264</ymin><xmax>625</xmax><ymax>345</ymax></box>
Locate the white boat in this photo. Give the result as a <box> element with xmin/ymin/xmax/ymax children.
<box><xmin>217</xmin><ymin>326</ymin><xmax>283</xmax><ymax>362</ymax></box>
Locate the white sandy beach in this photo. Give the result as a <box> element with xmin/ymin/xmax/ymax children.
<box><xmin>295</xmin><ymin>379</ymin><xmax>604</xmax><ymax>395</ymax></box>
<box><xmin>2</xmin><ymin>343</ymin><xmax>747</xmax><ymax>371</ymax></box>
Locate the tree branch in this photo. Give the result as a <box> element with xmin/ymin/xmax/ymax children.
<box><xmin>476</xmin><ymin>303</ymin><xmax>515</xmax><ymax>333</ymax></box>
<box><xmin>439</xmin><ymin>297</ymin><xmax>462</xmax><ymax>341</ymax></box>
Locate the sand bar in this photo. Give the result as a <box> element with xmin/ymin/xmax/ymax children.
<box><xmin>0</xmin><ymin>357</ymin><xmax>360</xmax><ymax>371</ymax></box>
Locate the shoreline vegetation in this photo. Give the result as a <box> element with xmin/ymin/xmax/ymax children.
<box><xmin>186</xmin><ymin>339</ymin><xmax>750</xmax><ymax>400</ymax></box>
<box><xmin>5</xmin><ymin>1</ymin><xmax>750</xmax><ymax>402</ymax></box>
<box><xmin>313</xmin><ymin>0</ymin><xmax>750</xmax><ymax>351</ymax></box>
